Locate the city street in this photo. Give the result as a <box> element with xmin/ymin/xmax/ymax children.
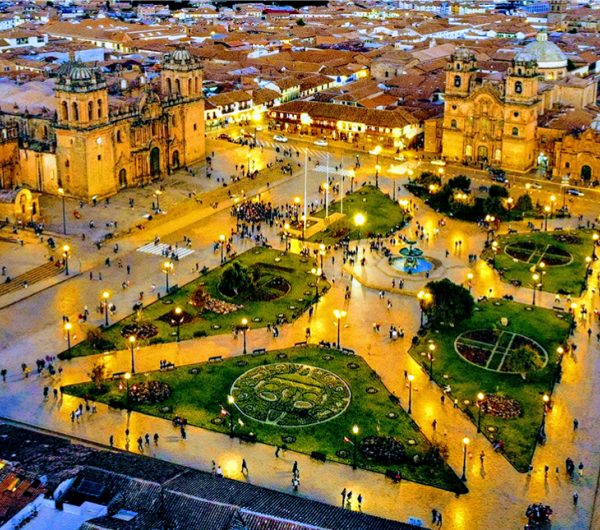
<box><xmin>0</xmin><ymin>137</ymin><xmax>599</xmax><ymax>530</ymax></box>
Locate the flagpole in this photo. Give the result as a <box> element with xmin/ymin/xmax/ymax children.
<box><xmin>341</xmin><ymin>154</ymin><xmax>344</xmax><ymax>215</ymax></box>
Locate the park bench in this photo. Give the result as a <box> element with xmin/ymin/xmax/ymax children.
<box><xmin>208</xmin><ymin>356</ymin><xmax>223</xmax><ymax>363</ymax></box>
<box><xmin>111</xmin><ymin>371</ymin><xmax>126</xmax><ymax>380</ymax></box>
<box><xmin>553</xmin><ymin>306</ymin><xmax>565</xmax><ymax>312</ymax></box>
<box><xmin>294</xmin><ymin>341</ymin><xmax>308</xmax><ymax>348</ymax></box>
<box><xmin>342</xmin><ymin>348</ymin><xmax>355</xmax><ymax>355</ymax></box>
<box><xmin>252</xmin><ymin>348</ymin><xmax>266</xmax><ymax>356</ymax></box>
<box><xmin>238</xmin><ymin>433</ymin><xmax>257</xmax><ymax>443</ymax></box>
<box><xmin>531</xmin><ymin>228</ymin><xmax>541</xmax><ymax>232</ymax></box>
<box><xmin>554</xmin><ymin>227</ymin><xmax>564</xmax><ymax>231</ymax></box>
<box><xmin>163</xmin><ymin>363</ymin><xmax>176</xmax><ymax>371</ymax></box>
<box><xmin>310</xmin><ymin>451</ymin><xmax>327</xmax><ymax>462</ymax></box>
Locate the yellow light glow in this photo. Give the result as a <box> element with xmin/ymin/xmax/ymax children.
<box><xmin>408</xmin><ymin>374</ymin><xmax>414</xmax><ymax>381</ymax></box>
<box><xmin>352</xmin><ymin>425</ymin><xmax>359</xmax><ymax>434</ymax></box>
<box><xmin>65</xmin><ymin>322</ymin><xmax>72</xmax><ymax>331</ymax></box>
<box><xmin>463</xmin><ymin>437</ymin><xmax>470</xmax><ymax>445</ymax></box>
<box><xmin>175</xmin><ymin>307</ymin><xmax>182</xmax><ymax>315</ymax></box>
<box><xmin>477</xmin><ymin>392</ymin><xmax>484</xmax><ymax>401</ymax></box>
<box><xmin>354</xmin><ymin>213</ymin><xmax>365</xmax><ymax>226</ymax></box>
<box><xmin>125</xmin><ymin>373</ymin><xmax>130</xmax><ymax>380</ymax></box>
<box><xmin>129</xmin><ymin>335</ymin><xmax>136</xmax><ymax>343</ymax></box>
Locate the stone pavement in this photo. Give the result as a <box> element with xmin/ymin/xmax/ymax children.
<box><xmin>0</xmin><ymin>157</ymin><xmax>598</xmax><ymax>529</ymax></box>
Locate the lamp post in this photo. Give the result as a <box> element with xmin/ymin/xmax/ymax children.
<box><xmin>283</xmin><ymin>224</ymin><xmax>290</xmax><ymax>251</ymax></box>
<box><xmin>539</xmin><ymin>261</ymin><xmax>545</xmax><ymax>290</ymax></box>
<box><xmin>319</xmin><ymin>244</ymin><xmax>326</xmax><ymax>271</ymax></box>
<box><xmin>352</xmin><ymin>425</ymin><xmax>359</xmax><ymax>470</ymax></box>
<box><xmin>300</xmin><ymin>215</ymin><xmax>306</xmax><ymax>241</ymax></box>
<box><xmin>62</xmin><ymin>245</ymin><xmax>70</xmax><ymax>276</ymax></box>
<box><xmin>428</xmin><ymin>343</ymin><xmax>435</xmax><ymax>381</ymax></box>
<box><xmin>334</xmin><ymin>309</ymin><xmax>346</xmax><ymax>349</ymax></box>
<box><xmin>417</xmin><ymin>290</ymin><xmax>431</xmax><ymax>328</ymax></box>
<box><xmin>539</xmin><ymin>394</ymin><xmax>549</xmax><ymax>442</ymax></box>
<box><xmin>241</xmin><ymin>318</ymin><xmax>248</xmax><ymax>354</ymax></box>
<box><xmin>532</xmin><ymin>273</ymin><xmax>539</xmax><ymax>305</ymax></box>
<box><xmin>294</xmin><ymin>197</ymin><xmax>301</xmax><ymax>223</ymax></box>
<box><xmin>349</xmin><ymin>169</ymin><xmax>355</xmax><ymax>192</ymax></box>
<box><xmin>407</xmin><ymin>374</ymin><xmax>414</xmax><ymax>414</ymax></box>
<box><xmin>154</xmin><ymin>189</ymin><xmax>162</xmax><ymax>211</ymax></box>
<box><xmin>65</xmin><ymin>322</ymin><xmax>72</xmax><ymax>356</ymax></box>
<box><xmin>550</xmin><ymin>195</ymin><xmax>556</xmax><ymax>217</ymax></box>
<box><xmin>461</xmin><ymin>438</ymin><xmax>469</xmax><ymax>481</ymax></box>
<box><xmin>311</xmin><ymin>267</ymin><xmax>322</xmax><ymax>300</ymax></box>
<box><xmin>485</xmin><ymin>215</ymin><xmax>495</xmax><ymax>244</ymax></box>
<box><xmin>374</xmin><ymin>146</ymin><xmax>381</xmax><ymax>188</ymax></box>
<box><xmin>163</xmin><ymin>261</ymin><xmax>173</xmax><ymax>293</ymax></box>
<box><xmin>586</xmin><ymin>256</ymin><xmax>592</xmax><ymax>272</ymax></box>
<box><xmin>125</xmin><ymin>372</ymin><xmax>131</xmax><ymax>411</ymax></box>
<box><xmin>467</xmin><ymin>273</ymin><xmax>473</xmax><ymax>293</ymax></box>
<box><xmin>506</xmin><ymin>197</ymin><xmax>513</xmax><ymax>221</ymax></box>
<box><xmin>228</xmin><ymin>395</ymin><xmax>235</xmax><ymax>438</ymax></box>
<box><xmin>544</xmin><ymin>206</ymin><xmax>550</xmax><ymax>231</ymax></box>
<box><xmin>102</xmin><ymin>291</ymin><xmax>110</xmax><ymax>327</ymax></box>
<box><xmin>58</xmin><ymin>188</ymin><xmax>67</xmax><ymax>235</ymax></box>
<box><xmin>399</xmin><ymin>199</ymin><xmax>409</xmax><ymax>225</ymax></box>
<box><xmin>477</xmin><ymin>392</ymin><xmax>484</xmax><ymax>433</ymax></box>
<box><xmin>128</xmin><ymin>335</ymin><xmax>137</xmax><ymax>373</ymax></box>
<box><xmin>323</xmin><ymin>182</ymin><xmax>329</xmax><ymax>218</ymax></box>
<box><xmin>491</xmin><ymin>241</ymin><xmax>498</xmax><ymax>268</ymax></box>
<box><xmin>175</xmin><ymin>307</ymin><xmax>182</xmax><ymax>342</ymax></box>
<box><xmin>219</xmin><ymin>235</ymin><xmax>226</xmax><ymax>263</ymax></box>
<box><xmin>354</xmin><ymin>213</ymin><xmax>365</xmax><ymax>241</ymax></box>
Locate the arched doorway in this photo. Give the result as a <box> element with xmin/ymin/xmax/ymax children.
<box><xmin>150</xmin><ymin>148</ymin><xmax>160</xmax><ymax>178</ymax></box>
<box><xmin>172</xmin><ymin>150</ymin><xmax>180</xmax><ymax>169</ymax></box>
<box><xmin>581</xmin><ymin>165</ymin><xmax>592</xmax><ymax>181</ymax></box>
<box><xmin>118</xmin><ymin>168</ymin><xmax>127</xmax><ymax>188</ymax></box>
<box><xmin>477</xmin><ymin>145</ymin><xmax>488</xmax><ymax>162</ymax></box>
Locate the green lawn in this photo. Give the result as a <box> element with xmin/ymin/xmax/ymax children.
<box><xmin>482</xmin><ymin>230</ymin><xmax>594</xmax><ymax>295</ymax></box>
<box><xmin>308</xmin><ymin>185</ymin><xmax>408</xmax><ymax>244</ymax></box>
<box><xmin>66</xmin><ymin>346</ymin><xmax>466</xmax><ymax>493</ymax></box>
<box><xmin>409</xmin><ymin>300</ymin><xmax>571</xmax><ymax>472</ymax></box>
<box><xmin>61</xmin><ymin>248</ymin><xmax>329</xmax><ymax>359</ymax></box>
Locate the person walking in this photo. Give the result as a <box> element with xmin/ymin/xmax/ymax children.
<box><xmin>154</xmin><ymin>433</ymin><xmax>159</xmax><ymax>446</ymax></box>
<box><xmin>275</xmin><ymin>446</ymin><xmax>281</xmax><ymax>457</ymax></box>
<box><xmin>573</xmin><ymin>492</ymin><xmax>579</xmax><ymax>506</ymax></box>
<box><xmin>216</xmin><ymin>466</ymin><xmax>223</xmax><ymax>478</ymax></box>
<box><xmin>341</xmin><ymin>488</ymin><xmax>347</xmax><ymax>508</ymax></box>
<box><xmin>436</xmin><ymin>512</ymin><xmax>443</xmax><ymax>527</ymax></box>
<box><xmin>431</xmin><ymin>509</ymin><xmax>438</xmax><ymax>525</ymax></box>
<box><xmin>292</xmin><ymin>476</ymin><xmax>299</xmax><ymax>491</ymax></box>
<box><xmin>181</xmin><ymin>426</ymin><xmax>187</xmax><ymax>440</ymax></box>
<box><xmin>145</xmin><ymin>433</ymin><xmax>150</xmax><ymax>446</ymax></box>
<box><xmin>432</xmin><ymin>419</ymin><xmax>437</xmax><ymax>432</ymax></box>
<box><xmin>357</xmin><ymin>494</ymin><xmax>363</xmax><ymax>512</ymax></box>
<box><xmin>292</xmin><ymin>461</ymin><xmax>298</xmax><ymax>476</ymax></box>
<box><xmin>480</xmin><ymin>451</ymin><xmax>485</xmax><ymax>467</ymax></box>
<box><xmin>578</xmin><ymin>462</ymin><xmax>584</xmax><ymax>477</ymax></box>
<box><xmin>241</xmin><ymin>459</ymin><xmax>248</xmax><ymax>474</ymax></box>
<box><xmin>109</xmin><ymin>435</ymin><xmax>114</xmax><ymax>448</ymax></box>
<box><xmin>573</xmin><ymin>419</ymin><xmax>579</xmax><ymax>431</ymax></box>
<box><xmin>137</xmin><ymin>437</ymin><xmax>143</xmax><ymax>452</ymax></box>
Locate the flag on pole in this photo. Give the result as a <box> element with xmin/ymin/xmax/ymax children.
<box><xmin>221</xmin><ymin>407</ymin><xmax>228</xmax><ymax>417</ymax></box>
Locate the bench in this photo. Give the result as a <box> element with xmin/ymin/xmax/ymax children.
<box><xmin>554</xmin><ymin>227</ymin><xmax>564</xmax><ymax>231</ymax></box>
<box><xmin>531</xmin><ymin>228</ymin><xmax>541</xmax><ymax>232</ymax></box>
<box><xmin>111</xmin><ymin>371</ymin><xmax>126</xmax><ymax>380</ymax></box>
<box><xmin>163</xmin><ymin>363</ymin><xmax>176</xmax><ymax>371</ymax></box>
<box><xmin>238</xmin><ymin>433</ymin><xmax>257</xmax><ymax>443</ymax></box>
<box><xmin>294</xmin><ymin>341</ymin><xmax>308</xmax><ymax>348</ymax></box>
<box><xmin>342</xmin><ymin>348</ymin><xmax>355</xmax><ymax>356</ymax></box>
<box><xmin>310</xmin><ymin>451</ymin><xmax>327</xmax><ymax>462</ymax></box>
<box><xmin>553</xmin><ymin>306</ymin><xmax>565</xmax><ymax>312</ymax></box>
<box><xmin>252</xmin><ymin>348</ymin><xmax>266</xmax><ymax>356</ymax></box>
<box><xmin>208</xmin><ymin>356</ymin><xmax>223</xmax><ymax>363</ymax></box>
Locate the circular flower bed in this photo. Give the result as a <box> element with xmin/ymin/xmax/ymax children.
<box><xmin>236</xmin><ymin>360</ymin><xmax>248</xmax><ymax>367</ymax></box>
<box><xmin>282</xmin><ymin>435</ymin><xmax>296</xmax><ymax>444</ymax></box>
<box><xmin>480</xmin><ymin>394</ymin><xmax>522</xmax><ymax>419</ymax></box>
<box><xmin>359</xmin><ymin>436</ymin><xmax>406</xmax><ymax>464</ymax></box>
<box><xmin>121</xmin><ymin>323</ymin><xmax>158</xmax><ymax>340</ymax></box>
<box><xmin>159</xmin><ymin>309</ymin><xmax>195</xmax><ymax>326</ymax></box>
<box><xmin>347</xmin><ymin>363</ymin><xmax>359</xmax><ymax>370</ymax></box>
<box><xmin>366</xmin><ymin>387</ymin><xmax>378</xmax><ymax>394</ymax></box>
<box><xmin>336</xmin><ymin>449</ymin><xmax>351</xmax><ymax>459</ymax></box>
<box><xmin>130</xmin><ymin>381</ymin><xmax>172</xmax><ymax>404</ymax></box>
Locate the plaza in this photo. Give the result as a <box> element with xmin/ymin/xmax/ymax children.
<box><xmin>0</xmin><ymin>130</ymin><xmax>599</xmax><ymax>530</ymax></box>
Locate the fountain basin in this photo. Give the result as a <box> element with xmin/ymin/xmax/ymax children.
<box><xmin>390</xmin><ymin>257</ymin><xmax>433</xmax><ymax>274</ymax></box>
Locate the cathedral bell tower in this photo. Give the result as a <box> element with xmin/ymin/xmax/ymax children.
<box><xmin>505</xmin><ymin>54</ymin><xmax>539</xmax><ymax>105</ymax></box>
<box><xmin>161</xmin><ymin>46</ymin><xmax>203</xmax><ymax>99</ymax></box>
<box><xmin>445</xmin><ymin>47</ymin><xmax>478</xmax><ymax>98</ymax></box>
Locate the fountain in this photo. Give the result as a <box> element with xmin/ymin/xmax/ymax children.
<box><xmin>391</xmin><ymin>240</ymin><xmax>433</xmax><ymax>274</ymax></box>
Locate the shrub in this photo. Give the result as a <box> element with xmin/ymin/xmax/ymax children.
<box><xmin>504</xmin><ymin>345</ymin><xmax>545</xmax><ymax>376</ymax></box>
<box><xmin>88</xmin><ymin>363</ymin><xmax>107</xmax><ymax>388</ymax></box>
<box><xmin>193</xmin><ymin>330</ymin><xmax>207</xmax><ymax>338</ymax></box>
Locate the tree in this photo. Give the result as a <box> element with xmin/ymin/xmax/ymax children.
<box><xmin>504</xmin><ymin>345</ymin><xmax>544</xmax><ymax>377</ymax></box>
<box><xmin>221</xmin><ymin>262</ymin><xmax>252</xmax><ymax>297</ymax></box>
<box><xmin>86</xmin><ymin>326</ymin><xmax>103</xmax><ymax>349</ymax></box>
<box><xmin>88</xmin><ymin>362</ymin><xmax>107</xmax><ymax>389</ymax></box>
<box><xmin>514</xmin><ymin>194</ymin><xmax>533</xmax><ymax>212</ymax></box>
<box><xmin>296</xmin><ymin>18</ymin><xmax>306</xmax><ymax>26</ymax></box>
<box><xmin>424</xmin><ymin>279</ymin><xmax>474</xmax><ymax>326</ymax></box>
<box><xmin>489</xmin><ymin>184</ymin><xmax>509</xmax><ymax>198</ymax></box>
<box><xmin>483</xmin><ymin>195</ymin><xmax>507</xmax><ymax>217</ymax></box>
<box><xmin>418</xmin><ymin>171</ymin><xmax>441</xmax><ymax>187</ymax></box>
<box><xmin>448</xmin><ymin>175</ymin><xmax>471</xmax><ymax>191</ymax></box>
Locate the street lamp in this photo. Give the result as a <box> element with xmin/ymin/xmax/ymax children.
<box><xmin>417</xmin><ymin>290</ymin><xmax>431</xmax><ymax>328</ymax></box>
<box><xmin>219</xmin><ymin>235</ymin><xmax>226</xmax><ymax>263</ymax></box>
<box><xmin>102</xmin><ymin>291</ymin><xmax>110</xmax><ymax>327</ymax></box>
<box><xmin>129</xmin><ymin>335</ymin><xmax>136</xmax><ymax>373</ymax></box>
<box><xmin>62</xmin><ymin>245</ymin><xmax>70</xmax><ymax>276</ymax></box>
<box><xmin>506</xmin><ymin>197</ymin><xmax>513</xmax><ymax>221</ymax></box>
<box><xmin>284</xmin><ymin>224</ymin><xmax>290</xmax><ymax>251</ymax></box>
<box><xmin>550</xmin><ymin>195</ymin><xmax>556</xmax><ymax>217</ymax></box>
<box><xmin>407</xmin><ymin>374</ymin><xmax>414</xmax><ymax>414</ymax></box>
<box><xmin>319</xmin><ymin>244</ymin><xmax>326</xmax><ymax>271</ymax></box>
<box><xmin>163</xmin><ymin>261</ymin><xmax>173</xmax><ymax>293</ymax></box>
<box><xmin>58</xmin><ymin>188</ymin><xmax>67</xmax><ymax>235</ymax></box>
<box><xmin>154</xmin><ymin>189</ymin><xmax>162</xmax><ymax>211</ymax></box>
<box><xmin>334</xmin><ymin>309</ymin><xmax>346</xmax><ymax>349</ymax></box>
<box><xmin>491</xmin><ymin>241</ymin><xmax>498</xmax><ymax>267</ymax></box>
<box><xmin>352</xmin><ymin>425</ymin><xmax>359</xmax><ymax>469</ymax></box>
<box><xmin>532</xmin><ymin>273</ymin><xmax>539</xmax><ymax>305</ymax></box>
<box><xmin>300</xmin><ymin>214</ymin><xmax>306</xmax><ymax>240</ymax></box>
<box><xmin>125</xmin><ymin>372</ymin><xmax>131</xmax><ymax>410</ymax></box>
<box><xmin>175</xmin><ymin>307</ymin><xmax>182</xmax><ymax>342</ymax></box>
<box><xmin>428</xmin><ymin>343</ymin><xmax>435</xmax><ymax>380</ymax></box>
<box><xmin>586</xmin><ymin>256</ymin><xmax>592</xmax><ymax>271</ymax></box>
<box><xmin>323</xmin><ymin>182</ymin><xmax>329</xmax><ymax>218</ymax></box>
<box><xmin>228</xmin><ymin>395</ymin><xmax>235</xmax><ymax>438</ymax></box>
<box><xmin>477</xmin><ymin>392</ymin><xmax>485</xmax><ymax>433</ymax></box>
<box><xmin>373</xmin><ymin>146</ymin><xmax>382</xmax><ymax>188</ymax></box>
<box><xmin>65</xmin><ymin>322</ymin><xmax>72</xmax><ymax>356</ymax></box>
<box><xmin>540</xmin><ymin>394</ymin><xmax>550</xmax><ymax>442</ymax></box>
<box><xmin>349</xmin><ymin>169</ymin><xmax>355</xmax><ymax>192</ymax></box>
<box><xmin>354</xmin><ymin>213</ymin><xmax>365</xmax><ymax>241</ymax></box>
<box><xmin>544</xmin><ymin>206</ymin><xmax>551</xmax><ymax>231</ymax></box>
<box><xmin>294</xmin><ymin>197</ymin><xmax>301</xmax><ymax>222</ymax></box>
<box><xmin>241</xmin><ymin>318</ymin><xmax>248</xmax><ymax>354</ymax></box>
<box><xmin>311</xmin><ymin>268</ymin><xmax>322</xmax><ymax>300</ymax></box>
<box><xmin>399</xmin><ymin>199</ymin><xmax>409</xmax><ymax>225</ymax></box>
<box><xmin>467</xmin><ymin>273</ymin><xmax>473</xmax><ymax>293</ymax></box>
<box><xmin>461</xmin><ymin>438</ymin><xmax>469</xmax><ymax>481</ymax></box>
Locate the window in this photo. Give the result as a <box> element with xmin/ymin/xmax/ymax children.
<box><xmin>88</xmin><ymin>101</ymin><xmax>93</xmax><ymax>120</ymax></box>
<box><xmin>451</xmin><ymin>119</ymin><xmax>457</xmax><ymax>129</ymax></box>
<box><xmin>72</xmin><ymin>102</ymin><xmax>79</xmax><ymax>121</ymax></box>
<box><xmin>175</xmin><ymin>79</ymin><xmax>181</xmax><ymax>94</ymax></box>
<box><xmin>512</xmin><ymin>127</ymin><xmax>519</xmax><ymax>136</ymax></box>
<box><xmin>456</xmin><ymin>63</ymin><xmax>461</xmax><ymax>71</ymax></box>
<box><xmin>97</xmin><ymin>155</ymin><xmax>102</xmax><ymax>161</ymax></box>
<box><xmin>517</xmin><ymin>68</ymin><xmax>522</xmax><ymax>75</ymax></box>
<box><xmin>514</xmin><ymin>112</ymin><xmax>519</xmax><ymax>118</ymax></box>
<box><xmin>116</xmin><ymin>130</ymin><xmax>122</xmax><ymax>143</ymax></box>
<box><xmin>193</xmin><ymin>123</ymin><xmax>197</xmax><ymax>131</ymax></box>
<box><xmin>515</xmin><ymin>81</ymin><xmax>522</xmax><ymax>94</ymax></box>
<box><xmin>167</xmin><ymin>78</ymin><xmax>172</xmax><ymax>93</ymax></box>
<box><xmin>97</xmin><ymin>99</ymin><xmax>102</xmax><ymax>118</ymax></box>
<box><xmin>452</xmin><ymin>105</ymin><xmax>457</xmax><ymax>110</ymax></box>
<box><xmin>65</xmin><ymin>159</ymin><xmax>70</xmax><ymax>168</ymax></box>
<box><xmin>195</xmin><ymin>77</ymin><xmax>199</xmax><ymax>93</ymax></box>
<box><xmin>385</xmin><ymin>71</ymin><xmax>389</xmax><ymax>78</ymax></box>
<box><xmin>188</xmin><ymin>79</ymin><xmax>192</xmax><ymax>94</ymax></box>
<box><xmin>454</xmin><ymin>75</ymin><xmax>462</xmax><ymax>88</ymax></box>
<box><xmin>565</xmin><ymin>162</ymin><xmax>570</xmax><ymax>168</ymax></box>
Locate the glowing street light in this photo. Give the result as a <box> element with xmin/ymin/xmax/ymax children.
<box><xmin>311</xmin><ymin>268</ymin><xmax>322</xmax><ymax>300</ymax></box>
<box><xmin>373</xmin><ymin>145</ymin><xmax>382</xmax><ymax>188</ymax></box>
<box><xmin>241</xmin><ymin>318</ymin><xmax>248</xmax><ymax>355</ymax></box>
<box><xmin>64</xmin><ymin>322</ymin><xmax>72</xmax><ymax>356</ymax></box>
<box><xmin>427</xmin><ymin>343</ymin><xmax>435</xmax><ymax>380</ymax></box>
<box><xmin>352</xmin><ymin>425</ymin><xmax>359</xmax><ymax>469</ymax></box>
<box><xmin>174</xmin><ymin>307</ymin><xmax>183</xmax><ymax>342</ymax></box>
<box><xmin>467</xmin><ymin>272</ymin><xmax>473</xmax><ymax>292</ymax></box>
<box><xmin>62</xmin><ymin>245</ymin><xmax>70</xmax><ymax>275</ymax></box>
<box><xmin>354</xmin><ymin>213</ymin><xmax>365</xmax><ymax>241</ymax></box>
<box><xmin>129</xmin><ymin>335</ymin><xmax>136</xmax><ymax>373</ymax></box>
<box><xmin>154</xmin><ymin>189</ymin><xmax>162</xmax><ymax>211</ymax></box>
<box><xmin>334</xmin><ymin>309</ymin><xmax>347</xmax><ymax>349</ymax></box>
<box><xmin>125</xmin><ymin>372</ymin><xmax>131</xmax><ymax>410</ymax></box>
<box><xmin>407</xmin><ymin>374</ymin><xmax>414</xmax><ymax>414</ymax></box>
<box><xmin>477</xmin><ymin>392</ymin><xmax>485</xmax><ymax>433</ymax></box>
<box><xmin>461</xmin><ymin>438</ymin><xmax>470</xmax><ymax>481</ymax></box>
<box><xmin>219</xmin><ymin>234</ymin><xmax>226</xmax><ymax>263</ymax></box>
<box><xmin>163</xmin><ymin>261</ymin><xmax>173</xmax><ymax>293</ymax></box>
<box><xmin>228</xmin><ymin>394</ymin><xmax>236</xmax><ymax>438</ymax></box>
<box><xmin>544</xmin><ymin>205</ymin><xmax>551</xmax><ymax>231</ymax></box>
<box><xmin>417</xmin><ymin>290</ymin><xmax>431</xmax><ymax>328</ymax></box>
<box><xmin>319</xmin><ymin>243</ymin><xmax>326</xmax><ymax>271</ymax></box>
<box><xmin>252</xmin><ymin>110</ymin><xmax>261</xmax><ymax>142</ymax></box>
<box><xmin>102</xmin><ymin>291</ymin><xmax>110</xmax><ymax>327</ymax></box>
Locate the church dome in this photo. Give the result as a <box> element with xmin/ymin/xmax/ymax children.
<box><xmin>69</xmin><ymin>64</ymin><xmax>93</xmax><ymax>81</ymax></box>
<box><xmin>590</xmin><ymin>114</ymin><xmax>600</xmax><ymax>132</ymax></box>
<box><xmin>170</xmin><ymin>47</ymin><xmax>192</xmax><ymax>63</ymax></box>
<box><xmin>516</xmin><ymin>32</ymin><xmax>567</xmax><ymax>69</ymax></box>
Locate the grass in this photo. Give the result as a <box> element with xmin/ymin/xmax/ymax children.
<box><xmin>65</xmin><ymin>346</ymin><xmax>466</xmax><ymax>493</ymax></box>
<box><xmin>482</xmin><ymin>230</ymin><xmax>595</xmax><ymax>295</ymax></box>
<box><xmin>409</xmin><ymin>300</ymin><xmax>571</xmax><ymax>472</ymax></box>
<box><xmin>308</xmin><ymin>185</ymin><xmax>408</xmax><ymax>244</ymax></box>
<box><xmin>62</xmin><ymin>248</ymin><xmax>329</xmax><ymax>359</ymax></box>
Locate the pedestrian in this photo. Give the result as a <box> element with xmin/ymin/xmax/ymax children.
<box><xmin>53</xmin><ymin>388</ymin><xmax>58</xmax><ymax>399</ymax></box>
<box><xmin>573</xmin><ymin>492</ymin><xmax>579</xmax><ymax>506</ymax></box>
<box><xmin>341</xmin><ymin>488</ymin><xmax>347</xmax><ymax>508</ymax></box>
<box><xmin>154</xmin><ymin>433</ymin><xmax>159</xmax><ymax>446</ymax></box>
<box><xmin>480</xmin><ymin>451</ymin><xmax>485</xmax><ymax>466</ymax></box>
<box><xmin>292</xmin><ymin>476</ymin><xmax>299</xmax><ymax>491</ymax></box>
<box><xmin>181</xmin><ymin>426</ymin><xmax>187</xmax><ymax>440</ymax></box>
<box><xmin>544</xmin><ymin>465</ymin><xmax>549</xmax><ymax>478</ymax></box>
<box><xmin>1</xmin><ymin>368</ymin><xmax>6</xmax><ymax>382</ymax></box>
<box><xmin>432</xmin><ymin>509</ymin><xmax>438</xmax><ymax>524</ymax></box>
<box><xmin>145</xmin><ymin>433</ymin><xmax>150</xmax><ymax>445</ymax></box>
<box><xmin>137</xmin><ymin>437</ymin><xmax>143</xmax><ymax>452</ymax></box>
<box><xmin>242</xmin><ymin>459</ymin><xmax>248</xmax><ymax>474</ymax></box>
<box><xmin>357</xmin><ymin>494</ymin><xmax>363</xmax><ymax>511</ymax></box>
<box><xmin>573</xmin><ymin>419</ymin><xmax>579</xmax><ymax>431</ymax></box>
<box><xmin>578</xmin><ymin>462</ymin><xmax>584</xmax><ymax>476</ymax></box>
<box><xmin>109</xmin><ymin>435</ymin><xmax>114</xmax><ymax>448</ymax></box>
<box><xmin>440</xmin><ymin>395</ymin><xmax>445</xmax><ymax>405</ymax></box>
<box><xmin>346</xmin><ymin>491</ymin><xmax>352</xmax><ymax>510</ymax></box>
<box><xmin>436</xmin><ymin>512</ymin><xmax>443</xmax><ymax>527</ymax></box>
<box><xmin>125</xmin><ymin>428</ymin><xmax>130</xmax><ymax>440</ymax></box>
<box><xmin>217</xmin><ymin>466</ymin><xmax>223</xmax><ymax>478</ymax></box>
<box><xmin>275</xmin><ymin>446</ymin><xmax>281</xmax><ymax>458</ymax></box>
<box><xmin>292</xmin><ymin>461</ymin><xmax>298</xmax><ymax>475</ymax></box>
<box><xmin>432</xmin><ymin>419</ymin><xmax>437</xmax><ymax>431</ymax></box>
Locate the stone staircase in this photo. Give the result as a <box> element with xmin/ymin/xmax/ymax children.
<box><xmin>0</xmin><ymin>261</ymin><xmax>66</xmax><ymax>298</ymax></box>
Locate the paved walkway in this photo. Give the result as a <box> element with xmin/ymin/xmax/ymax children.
<box><xmin>0</xmin><ymin>151</ymin><xmax>598</xmax><ymax>529</ymax></box>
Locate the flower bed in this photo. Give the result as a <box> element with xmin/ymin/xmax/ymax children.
<box><xmin>480</xmin><ymin>394</ymin><xmax>522</xmax><ymax>419</ymax></box>
<box><xmin>456</xmin><ymin>343</ymin><xmax>492</xmax><ymax>367</ymax></box>
<box><xmin>130</xmin><ymin>381</ymin><xmax>172</xmax><ymax>404</ymax></box>
<box><xmin>120</xmin><ymin>323</ymin><xmax>158</xmax><ymax>339</ymax></box>
<box><xmin>359</xmin><ymin>435</ymin><xmax>406</xmax><ymax>464</ymax></box>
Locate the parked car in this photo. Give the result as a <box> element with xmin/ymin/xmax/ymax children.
<box><xmin>487</xmin><ymin>168</ymin><xmax>506</xmax><ymax>178</ymax></box>
<box><xmin>273</xmin><ymin>135</ymin><xmax>288</xmax><ymax>143</ymax></box>
<box><xmin>218</xmin><ymin>133</ymin><xmax>232</xmax><ymax>141</ymax></box>
<box><xmin>492</xmin><ymin>175</ymin><xmax>508</xmax><ymax>184</ymax></box>
<box><xmin>566</xmin><ymin>188</ymin><xmax>584</xmax><ymax>197</ymax></box>
<box><xmin>431</xmin><ymin>160</ymin><xmax>446</xmax><ymax>166</ymax></box>
<box><xmin>314</xmin><ymin>140</ymin><xmax>328</xmax><ymax>147</ymax></box>
<box><xmin>528</xmin><ymin>182</ymin><xmax>542</xmax><ymax>190</ymax></box>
